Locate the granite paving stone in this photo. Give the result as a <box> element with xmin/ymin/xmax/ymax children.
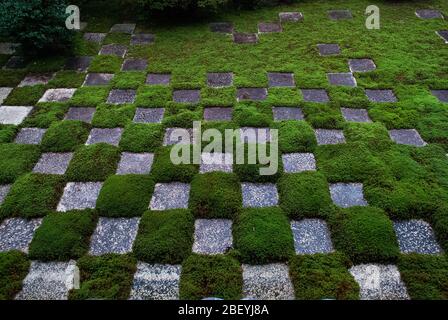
<box><xmin>117</xmin><ymin>152</ymin><xmax>154</xmax><ymax>175</ymax></box>
<box><xmin>273</xmin><ymin>107</ymin><xmax>304</xmax><ymax>121</ymax></box>
<box><xmin>341</xmin><ymin>108</ymin><xmax>371</xmax><ymax>122</ymax></box>
<box><xmin>415</xmin><ymin>9</ymin><xmax>444</xmax><ymax>19</ymax></box>
<box><xmin>327</xmin><ymin>73</ymin><xmax>357</xmax><ymax>87</ymax></box>
<box><xmin>133</xmin><ymin>108</ymin><xmax>165</xmax><ymax>123</ymax></box>
<box><xmin>64</xmin><ymin>107</ymin><xmax>96</xmax><ymax>123</ymax></box>
<box><xmin>39</xmin><ymin>89</ymin><xmax>76</xmax><ymax>102</ymax></box>
<box><xmin>330</xmin><ymin>183</ymin><xmax>368</xmax><ymax>208</ymax></box>
<box><xmin>14</xmin><ymin>128</ymin><xmax>46</xmax><ymax>145</ymax></box>
<box><xmin>84</xmin><ymin>73</ymin><xmax>114</xmax><ymax>86</ymax></box>
<box><xmin>291</xmin><ymin>219</ymin><xmax>333</xmax><ymax>254</ymax></box>
<box><xmin>233</xmin><ymin>33</ymin><xmax>258</xmax><ymax>44</ymax></box>
<box><xmin>0</xmin><ymin>106</ymin><xmax>33</xmax><ymax>125</ymax></box>
<box><xmin>0</xmin><ymin>42</ymin><xmax>20</xmax><ymax>55</ymax></box>
<box><xmin>146</xmin><ymin>73</ymin><xmax>171</xmax><ymax>85</ymax></box>
<box><xmin>57</xmin><ymin>182</ymin><xmax>103</xmax><ymax>212</ymax></box>
<box><xmin>317</xmin><ymin>43</ymin><xmax>340</xmax><ymax>56</ymax></box>
<box><xmin>192</xmin><ymin>219</ymin><xmax>233</xmax><ymax>255</ymax></box>
<box><xmin>131</xmin><ymin>33</ymin><xmax>155</xmax><ymax>45</ymax></box>
<box><xmin>393</xmin><ymin>220</ymin><xmax>442</xmax><ymax>254</ymax></box>
<box><xmin>328</xmin><ymin>10</ymin><xmax>353</xmax><ymax>20</ymax></box>
<box><xmin>149</xmin><ymin>183</ymin><xmax>191</xmax><ymax>211</ymax></box>
<box><xmin>268</xmin><ymin>72</ymin><xmax>295</xmax><ymax>87</ymax></box>
<box><xmin>241</xmin><ymin>183</ymin><xmax>278</xmax><ymax>208</ymax></box>
<box><xmin>431</xmin><ymin>90</ymin><xmax>448</xmax><ymax>103</ymax></box>
<box><xmin>173</xmin><ymin>90</ymin><xmax>200</xmax><ymax>104</ymax></box>
<box><xmin>19</xmin><ymin>74</ymin><xmax>54</xmax><ymax>87</ymax></box>
<box><xmin>237</xmin><ymin>88</ymin><xmax>267</xmax><ymax>101</ymax></box>
<box><xmin>0</xmin><ymin>87</ymin><xmax>13</xmax><ymax>105</ymax></box>
<box><xmin>107</xmin><ymin>89</ymin><xmax>136</xmax><ymax>104</ymax></box>
<box><xmin>200</xmin><ymin>152</ymin><xmax>233</xmax><ymax>173</ymax></box>
<box><xmin>33</xmin><ymin>153</ymin><xmax>73</xmax><ymax>175</ymax></box>
<box><xmin>437</xmin><ymin>30</ymin><xmax>448</xmax><ymax>43</ymax></box>
<box><xmin>210</xmin><ymin>22</ymin><xmax>234</xmax><ymax>33</ymax></box>
<box><xmin>0</xmin><ymin>184</ymin><xmax>11</xmax><ymax>205</ymax></box>
<box><xmin>163</xmin><ymin>128</ymin><xmax>195</xmax><ymax>145</ymax></box>
<box><xmin>99</xmin><ymin>44</ymin><xmax>127</xmax><ymax>58</ymax></box>
<box><xmin>349</xmin><ymin>59</ymin><xmax>376</xmax><ymax>72</ymax></box>
<box><xmin>315</xmin><ymin>129</ymin><xmax>346</xmax><ymax>145</ymax></box>
<box><xmin>365</xmin><ymin>89</ymin><xmax>397</xmax><ymax>102</ymax></box>
<box><xmin>203</xmin><ymin>107</ymin><xmax>233</xmax><ymax>121</ymax></box>
<box><xmin>83</xmin><ymin>33</ymin><xmax>106</xmax><ymax>43</ymax></box>
<box><xmin>64</xmin><ymin>56</ymin><xmax>93</xmax><ymax>72</ymax></box>
<box><xmin>258</xmin><ymin>23</ymin><xmax>282</xmax><ymax>33</ymax></box>
<box><xmin>279</xmin><ymin>12</ymin><xmax>304</xmax><ymax>23</ymax></box>
<box><xmin>282</xmin><ymin>153</ymin><xmax>316</xmax><ymax>173</ymax></box>
<box><xmin>388</xmin><ymin>129</ymin><xmax>426</xmax><ymax>147</ymax></box>
<box><xmin>207</xmin><ymin>72</ymin><xmax>233</xmax><ymax>88</ymax></box>
<box><xmin>240</xmin><ymin>127</ymin><xmax>271</xmax><ymax>144</ymax></box>
<box><xmin>0</xmin><ymin>218</ymin><xmax>42</xmax><ymax>253</ymax></box>
<box><xmin>86</xmin><ymin>128</ymin><xmax>123</xmax><ymax>146</ymax></box>
<box><xmin>110</xmin><ymin>23</ymin><xmax>136</xmax><ymax>34</ymax></box>
<box><xmin>301</xmin><ymin>89</ymin><xmax>329</xmax><ymax>103</ymax></box>
<box><xmin>121</xmin><ymin>59</ymin><xmax>148</xmax><ymax>71</ymax></box>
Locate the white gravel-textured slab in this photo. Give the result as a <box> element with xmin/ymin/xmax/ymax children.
<box><xmin>0</xmin><ymin>106</ymin><xmax>33</xmax><ymax>125</ymax></box>
<box><xmin>200</xmin><ymin>152</ymin><xmax>233</xmax><ymax>173</ymax></box>
<box><xmin>365</xmin><ymin>89</ymin><xmax>397</xmax><ymax>103</ymax></box>
<box><xmin>291</xmin><ymin>219</ymin><xmax>333</xmax><ymax>254</ymax></box>
<box><xmin>0</xmin><ymin>184</ymin><xmax>11</xmax><ymax>205</ymax></box>
<box><xmin>0</xmin><ymin>218</ymin><xmax>42</xmax><ymax>253</ymax></box>
<box><xmin>327</xmin><ymin>73</ymin><xmax>357</xmax><ymax>87</ymax></box>
<box><xmin>18</xmin><ymin>74</ymin><xmax>54</xmax><ymax>87</ymax></box>
<box><xmin>86</xmin><ymin>128</ymin><xmax>123</xmax><ymax>146</ymax></box>
<box><xmin>64</xmin><ymin>107</ymin><xmax>96</xmax><ymax>123</ymax></box>
<box><xmin>315</xmin><ymin>129</ymin><xmax>346</xmax><ymax>145</ymax></box>
<box><xmin>57</xmin><ymin>182</ymin><xmax>103</xmax><ymax>212</ymax></box>
<box><xmin>0</xmin><ymin>87</ymin><xmax>13</xmax><ymax>104</ymax></box>
<box><xmin>207</xmin><ymin>72</ymin><xmax>233</xmax><ymax>88</ymax></box>
<box><xmin>33</xmin><ymin>153</ymin><xmax>73</xmax><ymax>175</ymax></box>
<box><xmin>272</xmin><ymin>107</ymin><xmax>304</xmax><ymax>121</ymax></box>
<box><xmin>149</xmin><ymin>183</ymin><xmax>190</xmax><ymax>211</ymax></box>
<box><xmin>163</xmin><ymin>128</ymin><xmax>195</xmax><ymax>146</ymax></box>
<box><xmin>341</xmin><ymin>108</ymin><xmax>371</xmax><ymax>122</ymax></box>
<box><xmin>192</xmin><ymin>219</ymin><xmax>233</xmax><ymax>255</ymax></box>
<box><xmin>389</xmin><ymin>129</ymin><xmax>427</xmax><ymax>147</ymax></box>
<box><xmin>393</xmin><ymin>220</ymin><xmax>442</xmax><ymax>254</ymax></box>
<box><xmin>38</xmin><ymin>89</ymin><xmax>75</xmax><ymax>103</ymax></box>
<box><xmin>240</xmin><ymin>127</ymin><xmax>272</xmax><ymax>144</ymax></box>
<box><xmin>282</xmin><ymin>153</ymin><xmax>316</xmax><ymax>173</ymax></box>
<box><xmin>107</xmin><ymin>89</ymin><xmax>136</xmax><ymax>104</ymax></box>
<box><xmin>116</xmin><ymin>152</ymin><xmax>154</xmax><ymax>175</ymax></box>
<box><xmin>329</xmin><ymin>183</ymin><xmax>368</xmax><ymax>208</ymax></box>
<box><xmin>14</xmin><ymin>128</ymin><xmax>46</xmax><ymax>145</ymax></box>
<box><xmin>241</xmin><ymin>183</ymin><xmax>278</xmax><ymax>208</ymax></box>
<box><xmin>99</xmin><ymin>44</ymin><xmax>127</xmax><ymax>57</ymax></box>
<box><xmin>133</xmin><ymin>108</ymin><xmax>165</xmax><ymax>123</ymax></box>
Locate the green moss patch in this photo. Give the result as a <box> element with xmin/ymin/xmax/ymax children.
<box><xmin>0</xmin><ymin>251</ymin><xmax>30</xmax><ymax>300</ymax></box>
<box><xmin>0</xmin><ymin>144</ymin><xmax>40</xmax><ymax>183</ymax></box>
<box><xmin>119</xmin><ymin>123</ymin><xmax>163</xmax><ymax>152</ymax></box>
<box><xmin>41</xmin><ymin>120</ymin><xmax>90</xmax><ymax>152</ymax></box>
<box><xmin>150</xmin><ymin>146</ymin><xmax>198</xmax><ymax>182</ymax></box>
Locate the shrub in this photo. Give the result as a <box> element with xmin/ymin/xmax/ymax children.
<box><xmin>0</xmin><ymin>251</ymin><xmax>30</xmax><ymax>300</ymax></box>
<box><xmin>276</xmin><ymin>120</ymin><xmax>317</xmax><ymax>153</ymax></box>
<box><xmin>0</xmin><ymin>144</ymin><xmax>40</xmax><ymax>183</ymax></box>
<box><xmin>133</xmin><ymin>209</ymin><xmax>194</xmax><ymax>264</ymax></box>
<box><xmin>179</xmin><ymin>254</ymin><xmax>242</xmax><ymax>300</ymax></box>
<box><xmin>119</xmin><ymin>123</ymin><xmax>163</xmax><ymax>152</ymax></box>
<box><xmin>41</xmin><ymin>120</ymin><xmax>91</xmax><ymax>152</ymax></box>
<box><xmin>150</xmin><ymin>146</ymin><xmax>198</xmax><ymax>182</ymax></box>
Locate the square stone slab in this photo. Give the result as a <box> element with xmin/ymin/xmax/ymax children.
<box><xmin>389</xmin><ymin>129</ymin><xmax>426</xmax><ymax>147</ymax></box>
<box><xmin>328</xmin><ymin>10</ymin><xmax>353</xmax><ymax>20</ymax></box>
<box><xmin>15</xmin><ymin>261</ymin><xmax>77</xmax><ymax>300</ymax></box>
<box><xmin>146</xmin><ymin>73</ymin><xmax>170</xmax><ymax>85</ymax></box>
<box><xmin>0</xmin><ymin>42</ymin><xmax>20</xmax><ymax>55</ymax></box>
<box><xmin>203</xmin><ymin>107</ymin><xmax>232</xmax><ymax>121</ymax></box>
<box><xmin>0</xmin><ymin>184</ymin><xmax>11</xmax><ymax>205</ymax></box>
<box><xmin>121</xmin><ymin>59</ymin><xmax>148</xmax><ymax>71</ymax></box>
<box><xmin>207</xmin><ymin>72</ymin><xmax>233</xmax><ymax>88</ymax></box>
<box><xmin>84</xmin><ymin>73</ymin><xmax>114</xmax><ymax>86</ymax></box>
<box><xmin>415</xmin><ymin>9</ymin><xmax>444</xmax><ymax>19</ymax></box>
<box><xmin>163</xmin><ymin>128</ymin><xmax>195</xmax><ymax>146</ymax></box>
<box><xmin>237</xmin><ymin>88</ymin><xmax>267</xmax><ymax>101</ymax></box>
<box><xmin>317</xmin><ymin>43</ymin><xmax>340</xmax><ymax>56</ymax></box>
<box><xmin>14</xmin><ymin>128</ymin><xmax>46</xmax><ymax>145</ymax></box>
<box><xmin>107</xmin><ymin>89</ymin><xmax>136</xmax><ymax>104</ymax></box>
<box><xmin>133</xmin><ymin>108</ymin><xmax>165</xmax><ymax>123</ymax></box>
<box><xmin>431</xmin><ymin>89</ymin><xmax>448</xmax><ymax>103</ymax></box>
<box><xmin>210</xmin><ymin>22</ymin><xmax>234</xmax><ymax>33</ymax></box>
<box><xmin>273</xmin><ymin>107</ymin><xmax>304</xmax><ymax>121</ymax></box>
<box><xmin>86</xmin><ymin>128</ymin><xmax>123</xmax><ymax>146</ymax></box>
<box><xmin>301</xmin><ymin>89</ymin><xmax>329</xmax><ymax>103</ymax></box>
<box><xmin>110</xmin><ymin>23</ymin><xmax>136</xmax><ymax>34</ymax></box>
<box><xmin>0</xmin><ymin>87</ymin><xmax>13</xmax><ymax>104</ymax></box>
<box><xmin>437</xmin><ymin>30</ymin><xmax>448</xmax><ymax>43</ymax></box>
<box><xmin>240</xmin><ymin>127</ymin><xmax>271</xmax><ymax>144</ymax></box>
<box><xmin>131</xmin><ymin>33</ymin><xmax>155</xmax><ymax>45</ymax></box>
<box><xmin>268</xmin><ymin>72</ymin><xmax>295</xmax><ymax>87</ymax></box>
<box><xmin>327</xmin><ymin>73</ymin><xmax>357</xmax><ymax>87</ymax></box>
<box><xmin>394</xmin><ymin>220</ymin><xmax>442</xmax><ymax>254</ymax></box>
<box><xmin>291</xmin><ymin>219</ymin><xmax>333</xmax><ymax>254</ymax></box>
<box><xmin>150</xmin><ymin>182</ymin><xmax>191</xmax><ymax>211</ymax></box>
<box><xmin>99</xmin><ymin>44</ymin><xmax>127</xmax><ymax>58</ymax></box>
<box><xmin>233</xmin><ymin>33</ymin><xmax>258</xmax><ymax>44</ymax></box>
<box><xmin>349</xmin><ymin>59</ymin><xmax>376</xmax><ymax>72</ymax></box>
<box><xmin>129</xmin><ymin>263</ymin><xmax>181</xmax><ymax>300</ymax></box>
<box><xmin>0</xmin><ymin>106</ymin><xmax>33</xmax><ymax>125</ymax></box>
<box><xmin>341</xmin><ymin>108</ymin><xmax>371</xmax><ymax>122</ymax></box>
<box><xmin>258</xmin><ymin>22</ymin><xmax>282</xmax><ymax>33</ymax></box>
<box><xmin>57</xmin><ymin>182</ymin><xmax>103</xmax><ymax>212</ymax></box>
<box><xmin>89</xmin><ymin>217</ymin><xmax>140</xmax><ymax>255</ymax></box>
<box><xmin>0</xmin><ymin>218</ymin><xmax>42</xmax><ymax>253</ymax></box>
<box><xmin>117</xmin><ymin>152</ymin><xmax>154</xmax><ymax>175</ymax></box>
<box><xmin>279</xmin><ymin>12</ymin><xmax>304</xmax><ymax>23</ymax></box>
<box><xmin>349</xmin><ymin>264</ymin><xmax>409</xmax><ymax>300</ymax></box>
<box><xmin>19</xmin><ymin>73</ymin><xmax>54</xmax><ymax>87</ymax></box>
<box><xmin>33</xmin><ymin>153</ymin><xmax>73</xmax><ymax>175</ymax></box>
<box><xmin>64</xmin><ymin>107</ymin><xmax>96</xmax><ymax>123</ymax></box>
<box><xmin>315</xmin><ymin>129</ymin><xmax>346</xmax><ymax>145</ymax></box>
<box><xmin>83</xmin><ymin>33</ymin><xmax>106</xmax><ymax>43</ymax></box>
<box><xmin>192</xmin><ymin>219</ymin><xmax>233</xmax><ymax>255</ymax></box>
<box><xmin>330</xmin><ymin>183</ymin><xmax>368</xmax><ymax>208</ymax></box>
<box><xmin>282</xmin><ymin>153</ymin><xmax>316</xmax><ymax>173</ymax></box>
<box><xmin>64</xmin><ymin>56</ymin><xmax>93</xmax><ymax>72</ymax></box>
<box><xmin>39</xmin><ymin>89</ymin><xmax>76</xmax><ymax>103</ymax></box>
<box><xmin>4</xmin><ymin>56</ymin><xmax>26</xmax><ymax>69</ymax></box>
<box><xmin>173</xmin><ymin>90</ymin><xmax>200</xmax><ymax>104</ymax></box>
<box><xmin>365</xmin><ymin>89</ymin><xmax>397</xmax><ymax>102</ymax></box>
<box><xmin>242</xmin><ymin>264</ymin><xmax>295</xmax><ymax>300</ymax></box>
<box><xmin>242</xmin><ymin>183</ymin><xmax>278</xmax><ymax>208</ymax></box>
<box><xmin>200</xmin><ymin>152</ymin><xmax>233</xmax><ymax>173</ymax></box>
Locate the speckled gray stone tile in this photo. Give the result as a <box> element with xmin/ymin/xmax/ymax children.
<box><xmin>0</xmin><ymin>87</ymin><xmax>13</xmax><ymax>105</ymax></box>
<box><xmin>86</xmin><ymin>128</ymin><xmax>123</xmax><ymax>146</ymax></box>
<box><xmin>210</xmin><ymin>22</ymin><xmax>234</xmax><ymax>33</ymax></box>
<box><xmin>89</xmin><ymin>217</ymin><xmax>140</xmax><ymax>255</ymax></box>
<box><xmin>133</xmin><ymin>108</ymin><xmax>165</xmax><ymax>123</ymax></box>
<box><xmin>431</xmin><ymin>90</ymin><xmax>448</xmax><ymax>103</ymax></box>
<box><xmin>83</xmin><ymin>73</ymin><xmax>114</xmax><ymax>86</ymax></box>
<box><xmin>389</xmin><ymin>129</ymin><xmax>426</xmax><ymax>147</ymax></box>
<box><xmin>279</xmin><ymin>12</ymin><xmax>304</xmax><ymax>23</ymax></box>
<box><xmin>330</xmin><ymin>183</ymin><xmax>368</xmax><ymax>208</ymax></box>
<box><xmin>349</xmin><ymin>264</ymin><xmax>409</xmax><ymax>300</ymax></box>
<box><xmin>163</xmin><ymin>127</ymin><xmax>195</xmax><ymax>146</ymax></box>
<box><xmin>4</xmin><ymin>56</ymin><xmax>26</xmax><ymax>69</ymax></box>
<box><xmin>327</xmin><ymin>73</ymin><xmax>357</xmax><ymax>87</ymax></box>
<box><xmin>0</xmin><ymin>106</ymin><xmax>33</xmax><ymax>125</ymax></box>
<box><xmin>349</xmin><ymin>59</ymin><xmax>376</xmax><ymax>72</ymax></box>
<box><xmin>200</xmin><ymin>152</ymin><xmax>233</xmax><ymax>173</ymax></box>
<box><xmin>130</xmin><ymin>263</ymin><xmax>181</xmax><ymax>300</ymax></box>
<box><xmin>242</xmin><ymin>183</ymin><xmax>278</xmax><ymax>208</ymax></box>
<box><xmin>317</xmin><ymin>43</ymin><xmax>340</xmax><ymax>56</ymax></box>
<box><xmin>57</xmin><ymin>182</ymin><xmax>103</xmax><ymax>212</ymax></box>
<box><xmin>233</xmin><ymin>33</ymin><xmax>258</xmax><ymax>44</ymax></box>
<box><xmin>437</xmin><ymin>30</ymin><xmax>448</xmax><ymax>43</ymax></box>
<box><xmin>122</xmin><ymin>59</ymin><xmax>148</xmax><ymax>71</ymax></box>
<box><xmin>282</xmin><ymin>153</ymin><xmax>316</xmax><ymax>173</ymax></box>
<box><xmin>291</xmin><ymin>219</ymin><xmax>333</xmax><ymax>254</ymax></box>
<box><xmin>268</xmin><ymin>73</ymin><xmax>295</xmax><ymax>87</ymax></box>
<box><xmin>203</xmin><ymin>107</ymin><xmax>233</xmax><ymax>121</ymax></box>
<box><xmin>0</xmin><ymin>42</ymin><xmax>20</xmax><ymax>55</ymax></box>
<box><xmin>0</xmin><ymin>218</ymin><xmax>42</xmax><ymax>253</ymax></box>
<box><xmin>240</xmin><ymin>127</ymin><xmax>271</xmax><ymax>144</ymax></box>
<box><xmin>258</xmin><ymin>22</ymin><xmax>282</xmax><ymax>33</ymax></box>
<box><xmin>193</xmin><ymin>219</ymin><xmax>233</xmax><ymax>255</ymax></box>
<box><xmin>64</xmin><ymin>107</ymin><xmax>96</xmax><ymax>123</ymax></box>
<box><xmin>110</xmin><ymin>23</ymin><xmax>136</xmax><ymax>34</ymax></box>
<box><xmin>39</xmin><ymin>89</ymin><xmax>76</xmax><ymax>102</ymax></box>
<box><xmin>33</xmin><ymin>153</ymin><xmax>73</xmax><ymax>175</ymax></box>
<box><xmin>341</xmin><ymin>108</ymin><xmax>371</xmax><ymax>122</ymax></box>
<box><xmin>99</xmin><ymin>44</ymin><xmax>127</xmax><ymax>58</ymax></box>
<box><xmin>365</xmin><ymin>89</ymin><xmax>397</xmax><ymax>102</ymax></box>
<box><xmin>393</xmin><ymin>220</ymin><xmax>442</xmax><ymax>254</ymax></box>
<box><xmin>415</xmin><ymin>9</ymin><xmax>444</xmax><ymax>19</ymax></box>
<box><xmin>237</xmin><ymin>88</ymin><xmax>267</xmax><ymax>101</ymax></box>
<box><xmin>83</xmin><ymin>33</ymin><xmax>106</xmax><ymax>43</ymax></box>
<box><xmin>19</xmin><ymin>73</ymin><xmax>53</xmax><ymax>87</ymax></box>
<box><xmin>14</xmin><ymin>128</ymin><xmax>46</xmax><ymax>145</ymax></box>
<box><xmin>315</xmin><ymin>129</ymin><xmax>346</xmax><ymax>145</ymax></box>
<box><xmin>301</xmin><ymin>89</ymin><xmax>329</xmax><ymax>103</ymax></box>
<box><xmin>64</xmin><ymin>56</ymin><xmax>93</xmax><ymax>72</ymax></box>
<box><xmin>107</xmin><ymin>89</ymin><xmax>136</xmax><ymax>104</ymax></box>
<box><xmin>0</xmin><ymin>184</ymin><xmax>11</xmax><ymax>205</ymax></box>
<box><xmin>117</xmin><ymin>152</ymin><xmax>154</xmax><ymax>175</ymax></box>
<box><xmin>328</xmin><ymin>10</ymin><xmax>353</xmax><ymax>20</ymax></box>
<box><xmin>131</xmin><ymin>33</ymin><xmax>155</xmax><ymax>45</ymax></box>
<box><xmin>150</xmin><ymin>183</ymin><xmax>190</xmax><ymax>211</ymax></box>
<box><xmin>173</xmin><ymin>90</ymin><xmax>200</xmax><ymax>104</ymax></box>
<box><xmin>242</xmin><ymin>264</ymin><xmax>295</xmax><ymax>300</ymax></box>
<box><xmin>146</xmin><ymin>73</ymin><xmax>170</xmax><ymax>85</ymax></box>
<box><xmin>273</xmin><ymin>107</ymin><xmax>304</xmax><ymax>121</ymax></box>
<box><xmin>207</xmin><ymin>72</ymin><xmax>233</xmax><ymax>88</ymax></box>
<box><xmin>15</xmin><ymin>260</ymin><xmax>77</xmax><ymax>300</ymax></box>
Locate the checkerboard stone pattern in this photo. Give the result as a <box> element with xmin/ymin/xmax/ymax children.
<box><xmin>15</xmin><ymin>261</ymin><xmax>77</xmax><ymax>300</ymax></box>
<box><xmin>150</xmin><ymin>183</ymin><xmax>190</xmax><ymax>211</ymax></box>
<box><xmin>192</xmin><ymin>219</ymin><xmax>233</xmax><ymax>255</ymax></box>
<box><xmin>282</xmin><ymin>153</ymin><xmax>316</xmax><ymax>173</ymax></box>
<box><xmin>100</xmin><ymin>44</ymin><xmax>127</xmax><ymax>58</ymax></box>
<box><xmin>131</xmin><ymin>33</ymin><xmax>155</xmax><ymax>45</ymax></box>
<box><xmin>327</xmin><ymin>73</ymin><xmax>357</xmax><ymax>87</ymax></box>
<box><xmin>431</xmin><ymin>90</ymin><xmax>448</xmax><ymax>103</ymax></box>
<box><xmin>393</xmin><ymin>220</ymin><xmax>442</xmax><ymax>254</ymax></box>
<box><xmin>107</xmin><ymin>89</ymin><xmax>136</xmax><ymax>104</ymax></box>
<box><xmin>330</xmin><ymin>183</ymin><xmax>368</xmax><ymax>208</ymax></box>
<box><xmin>0</xmin><ymin>106</ymin><xmax>33</xmax><ymax>125</ymax></box>
<box><xmin>301</xmin><ymin>89</ymin><xmax>329</xmax><ymax>103</ymax></box>
<box><xmin>279</xmin><ymin>12</ymin><xmax>304</xmax><ymax>23</ymax></box>
<box><xmin>84</xmin><ymin>73</ymin><xmax>114</xmax><ymax>86</ymax></box>
<box><xmin>273</xmin><ymin>107</ymin><xmax>304</xmax><ymax>121</ymax></box>
<box><xmin>146</xmin><ymin>74</ymin><xmax>170</xmax><ymax>85</ymax></box>
<box><xmin>210</xmin><ymin>22</ymin><xmax>234</xmax><ymax>34</ymax></box>
<box><xmin>242</xmin><ymin>264</ymin><xmax>295</xmax><ymax>300</ymax></box>
<box><xmin>237</xmin><ymin>88</ymin><xmax>267</xmax><ymax>101</ymax></box>
<box><xmin>233</xmin><ymin>33</ymin><xmax>258</xmax><ymax>44</ymax></box>
<box><xmin>117</xmin><ymin>152</ymin><xmax>154</xmax><ymax>175</ymax></box>
<box><xmin>341</xmin><ymin>108</ymin><xmax>371</xmax><ymax>123</ymax></box>
<box><xmin>349</xmin><ymin>264</ymin><xmax>409</xmax><ymax>300</ymax></box>
<box><xmin>130</xmin><ymin>263</ymin><xmax>181</xmax><ymax>300</ymax></box>
<box><xmin>200</xmin><ymin>152</ymin><xmax>233</xmax><ymax>173</ymax></box>
<box><xmin>65</xmin><ymin>56</ymin><xmax>92</xmax><ymax>72</ymax></box>
<box><xmin>163</xmin><ymin>128</ymin><xmax>195</xmax><ymax>146</ymax></box>
<box><xmin>173</xmin><ymin>90</ymin><xmax>200</xmax><ymax>104</ymax></box>
<box><xmin>14</xmin><ymin>128</ymin><xmax>46</xmax><ymax>145</ymax></box>
<box><xmin>122</xmin><ymin>59</ymin><xmax>148</xmax><ymax>71</ymax></box>
<box><xmin>86</xmin><ymin>128</ymin><xmax>123</xmax><ymax>146</ymax></box>
<box><xmin>65</xmin><ymin>107</ymin><xmax>96</xmax><ymax>123</ymax></box>
<box><xmin>203</xmin><ymin>107</ymin><xmax>233</xmax><ymax>121</ymax></box>
<box><xmin>349</xmin><ymin>59</ymin><xmax>376</xmax><ymax>72</ymax></box>
<box><xmin>258</xmin><ymin>23</ymin><xmax>282</xmax><ymax>33</ymax></box>
<box><xmin>365</xmin><ymin>89</ymin><xmax>397</xmax><ymax>102</ymax></box>
<box><xmin>33</xmin><ymin>153</ymin><xmax>73</xmax><ymax>175</ymax></box>
<box><xmin>242</xmin><ymin>183</ymin><xmax>278</xmax><ymax>208</ymax></box>
<box><xmin>315</xmin><ymin>129</ymin><xmax>346</xmax><ymax>145</ymax></box>
<box><xmin>0</xmin><ymin>184</ymin><xmax>11</xmax><ymax>205</ymax></box>
<box><xmin>133</xmin><ymin>108</ymin><xmax>165</xmax><ymax>123</ymax></box>
<box><xmin>39</xmin><ymin>89</ymin><xmax>75</xmax><ymax>102</ymax></box>
<box><xmin>291</xmin><ymin>219</ymin><xmax>333</xmax><ymax>254</ymax></box>
<box><xmin>19</xmin><ymin>74</ymin><xmax>53</xmax><ymax>87</ymax></box>
<box><xmin>0</xmin><ymin>87</ymin><xmax>13</xmax><ymax>104</ymax></box>
<box><xmin>415</xmin><ymin>9</ymin><xmax>444</xmax><ymax>19</ymax></box>
<box><xmin>57</xmin><ymin>182</ymin><xmax>103</xmax><ymax>212</ymax></box>
<box><xmin>0</xmin><ymin>218</ymin><xmax>42</xmax><ymax>253</ymax></box>
<box><xmin>389</xmin><ymin>129</ymin><xmax>426</xmax><ymax>147</ymax></box>
<box><xmin>89</xmin><ymin>217</ymin><xmax>140</xmax><ymax>255</ymax></box>
<box><xmin>268</xmin><ymin>73</ymin><xmax>295</xmax><ymax>87</ymax></box>
<box><xmin>328</xmin><ymin>10</ymin><xmax>353</xmax><ymax>20</ymax></box>
<box><xmin>207</xmin><ymin>72</ymin><xmax>233</xmax><ymax>88</ymax></box>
